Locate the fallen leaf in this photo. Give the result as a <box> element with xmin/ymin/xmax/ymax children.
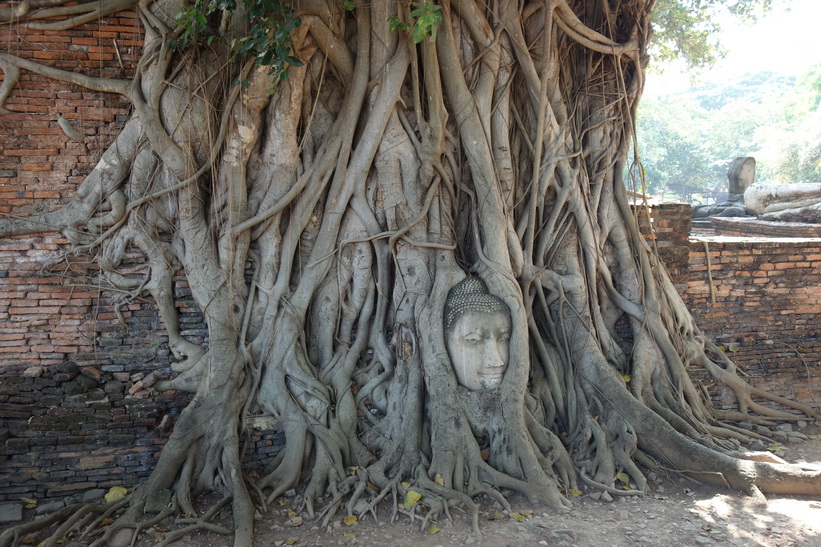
<box><xmin>287</xmin><ymin>509</ymin><xmax>298</xmax><ymax>518</ymax></box>
<box><xmin>622</xmin><ymin>374</ymin><xmax>631</xmax><ymax>383</ymax></box>
<box><xmin>434</xmin><ymin>473</ymin><xmax>444</xmax><ymax>485</ymax></box>
<box><xmin>568</xmin><ymin>488</ymin><xmax>583</xmax><ymax>497</ymax></box>
<box><xmin>616</xmin><ymin>472</ymin><xmax>630</xmax><ymax>485</ymax></box>
<box><xmin>520</xmin><ymin>509</ymin><xmax>534</xmax><ymax>516</ymax></box>
<box><xmin>104</xmin><ymin>486</ymin><xmax>128</xmax><ymax>503</ymax></box>
<box><xmin>278</xmin><ymin>499</ymin><xmax>286</xmax><ymax>507</ymax></box>
<box><xmin>284</xmin><ymin>539</ymin><xmax>298</xmax><ymax>545</ymax></box>
<box><xmin>401</xmin><ymin>481</ymin><xmax>411</xmax><ymax>489</ymax></box>
<box><xmin>767</xmin><ymin>443</ymin><xmax>780</xmax><ymax>452</ymax></box>
<box><xmin>487</xmin><ymin>509</ymin><xmax>504</xmax><ymax>520</ymax></box>
<box><xmin>19</xmin><ymin>497</ymin><xmax>37</xmax><ymax>507</ymax></box>
<box><xmin>510</xmin><ymin>512</ymin><xmax>527</xmax><ymax>522</ymax></box>
<box><xmin>367</xmin><ymin>482</ymin><xmax>379</xmax><ymax>491</ymax></box>
<box><xmin>342</xmin><ymin>515</ymin><xmax>357</xmax><ymax>526</ymax></box>
<box><xmin>426</xmin><ymin>527</ymin><xmax>441</xmax><ymax>534</ymax></box>
<box><xmin>807</xmin><ymin>434</ymin><xmax>821</xmax><ymax>440</ymax></box>
<box><xmin>100</xmin><ymin>518</ymin><xmax>114</xmax><ymax>526</ymax></box>
<box><xmin>343</xmin><ymin>533</ymin><xmax>356</xmax><ymax>538</ymax></box>
<box><xmin>404</xmin><ymin>490</ymin><xmax>422</xmax><ymax>510</ymax></box>
<box><xmin>21</xmin><ymin>538</ymin><xmax>35</xmax><ymax>545</ymax></box>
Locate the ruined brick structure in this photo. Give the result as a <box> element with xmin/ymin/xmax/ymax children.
<box><xmin>1</xmin><ymin>13</ymin><xmax>819</xmax><ymax>502</ymax></box>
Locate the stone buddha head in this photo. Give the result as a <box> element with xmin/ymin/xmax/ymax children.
<box><xmin>444</xmin><ymin>277</ymin><xmax>511</xmax><ymax>390</ymax></box>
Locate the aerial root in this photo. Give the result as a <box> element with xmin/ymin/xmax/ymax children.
<box><xmin>414</xmin><ymin>476</ymin><xmax>480</xmax><ymax>534</ymax></box>
<box><xmin>9</xmin><ymin>485</ymin><xmax>234</xmax><ymax>547</ymax></box>
<box><xmin>0</xmin><ymin>502</ymin><xmax>100</xmax><ymax>547</ymax></box>
<box><xmin>579</xmin><ymin>469</ymin><xmax>645</xmax><ymax>496</ymax></box>
<box><xmin>158</xmin><ymin>497</ymin><xmax>233</xmax><ymax>547</ymax></box>
<box><xmin>356</xmin><ymin>476</ymin><xmax>401</xmax><ymax>522</ymax></box>
<box><xmin>0</xmin><ymin>497</ymin><xmax>136</xmax><ymax>547</ymax></box>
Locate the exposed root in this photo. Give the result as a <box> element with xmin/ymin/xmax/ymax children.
<box><xmin>3</xmin><ymin>2</ymin><xmax>820</xmax><ymax>546</ymax></box>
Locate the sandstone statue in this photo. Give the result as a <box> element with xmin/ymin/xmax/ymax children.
<box><xmin>693</xmin><ymin>157</ymin><xmax>756</xmax><ymax>218</ymax></box>
<box><xmin>744</xmin><ymin>182</ymin><xmax>821</xmax><ymax>224</ymax></box>
<box><xmin>444</xmin><ymin>277</ymin><xmax>511</xmax><ymax>390</ymax></box>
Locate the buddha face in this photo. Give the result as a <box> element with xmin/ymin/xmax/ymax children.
<box><xmin>446</xmin><ymin>309</ymin><xmax>511</xmax><ymax>390</ymax></box>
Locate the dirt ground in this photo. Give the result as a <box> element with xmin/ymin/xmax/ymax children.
<box><xmin>6</xmin><ymin>425</ymin><xmax>821</xmax><ymax>546</ymax></box>
<box><xmin>148</xmin><ymin>425</ymin><xmax>821</xmax><ymax>547</ymax></box>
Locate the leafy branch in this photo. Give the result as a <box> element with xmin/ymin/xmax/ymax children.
<box><xmin>388</xmin><ymin>1</ymin><xmax>443</xmax><ymax>44</ymax></box>
<box><xmin>169</xmin><ymin>0</ymin><xmax>302</xmax><ymax>82</ymax></box>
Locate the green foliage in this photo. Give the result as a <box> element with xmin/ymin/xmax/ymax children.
<box><xmin>388</xmin><ymin>2</ymin><xmax>443</xmax><ymax>44</ymax></box>
<box><xmin>650</xmin><ymin>0</ymin><xmax>773</xmax><ymax>70</ymax></box>
<box><xmin>636</xmin><ymin>72</ymin><xmax>790</xmax><ymax>202</ymax></box>
<box><xmin>637</xmin><ymin>63</ymin><xmax>821</xmax><ymax>202</ymax></box>
<box><xmin>169</xmin><ymin>0</ymin><xmax>302</xmax><ymax>82</ymax></box>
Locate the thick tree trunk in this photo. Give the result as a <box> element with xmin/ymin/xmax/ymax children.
<box><xmin>1</xmin><ymin>0</ymin><xmax>820</xmax><ymax>545</ymax></box>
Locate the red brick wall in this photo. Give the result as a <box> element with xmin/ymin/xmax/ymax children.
<box><xmin>636</xmin><ymin>203</ymin><xmax>692</xmax><ymax>286</ymax></box>
<box><xmin>0</xmin><ymin>9</ymin><xmax>182</xmax><ymax>502</ymax></box>
<box><xmin>683</xmin><ymin>238</ymin><xmax>821</xmax><ymax>406</ymax></box>
<box><xmin>640</xmin><ymin>206</ymin><xmax>821</xmax><ymax>410</ymax></box>
<box><xmin>0</xmin><ymin>9</ymin><xmax>141</xmax><ymax>217</ymax></box>
<box><xmin>0</xmin><ymin>12</ymin><xmax>286</xmax><ymax>502</ymax></box>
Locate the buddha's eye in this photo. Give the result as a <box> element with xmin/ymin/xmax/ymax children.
<box><xmin>462</xmin><ymin>334</ymin><xmax>482</xmax><ymax>344</ymax></box>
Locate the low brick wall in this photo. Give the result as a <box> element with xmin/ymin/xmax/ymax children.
<box><xmin>0</xmin><ymin>243</ymin><xmax>193</xmax><ymax>501</ymax></box>
<box><xmin>639</xmin><ymin>205</ymin><xmax>821</xmax><ymax>409</ymax></box>
<box><xmin>636</xmin><ymin>203</ymin><xmax>692</xmax><ymax>286</ymax></box>
<box><xmin>0</xmin><ymin>9</ymin><xmax>289</xmax><ymax>503</ymax></box>
<box><xmin>683</xmin><ymin>237</ymin><xmax>821</xmax><ymax>406</ymax></box>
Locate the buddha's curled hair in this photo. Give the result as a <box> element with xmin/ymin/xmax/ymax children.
<box><xmin>443</xmin><ymin>277</ymin><xmax>509</xmax><ymax>332</ymax></box>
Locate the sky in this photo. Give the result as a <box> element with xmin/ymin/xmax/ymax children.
<box><xmin>645</xmin><ymin>0</ymin><xmax>821</xmax><ymax>95</ymax></box>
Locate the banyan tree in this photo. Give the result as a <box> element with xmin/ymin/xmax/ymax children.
<box><xmin>1</xmin><ymin>0</ymin><xmax>819</xmax><ymax>545</ymax></box>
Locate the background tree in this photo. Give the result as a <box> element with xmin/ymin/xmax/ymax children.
<box><xmin>757</xmin><ymin>63</ymin><xmax>821</xmax><ymax>182</ymax></box>
<box><xmin>636</xmin><ymin>72</ymin><xmax>793</xmax><ymax>202</ymax></box>
<box><xmin>1</xmin><ymin>1</ymin><xmax>819</xmax><ymax>546</ymax></box>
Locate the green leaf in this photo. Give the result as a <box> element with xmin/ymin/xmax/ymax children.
<box><xmin>509</xmin><ymin>512</ymin><xmax>527</xmax><ymax>522</ymax></box>
<box><xmin>616</xmin><ymin>472</ymin><xmax>630</xmax><ymax>485</ymax></box>
<box><xmin>411</xmin><ymin>23</ymin><xmax>427</xmax><ymax>44</ymax></box>
<box><xmin>342</xmin><ymin>0</ymin><xmax>356</xmax><ymax>10</ymax></box>
<box><xmin>388</xmin><ymin>16</ymin><xmax>410</xmax><ymax>32</ymax></box>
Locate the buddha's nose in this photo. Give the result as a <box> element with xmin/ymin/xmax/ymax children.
<box><xmin>483</xmin><ymin>341</ymin><xmax>506</xmax><ymax>369</ymax></box>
